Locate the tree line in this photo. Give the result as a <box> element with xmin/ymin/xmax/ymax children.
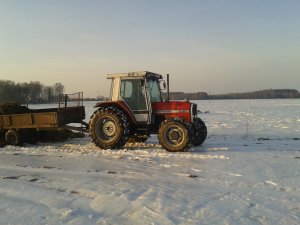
<box><xmin>167</xmin><ymin>89</ymin><xmax>300</xmax><ymax>100</ymax></box>
<box><xmin>209</xmin><ymin>89</ymin><xmax>300</xmax><ymax>99</ymax></box>
<box><xmin>0</xmin><ymin>80</ymin><xmax>65</xmax><ymax>104</ymax></box>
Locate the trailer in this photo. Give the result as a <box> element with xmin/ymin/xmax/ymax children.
<box><xmin>0</xmin><ymin>93</ymin><xmax>87</xmax><ymax>146</ymax></box>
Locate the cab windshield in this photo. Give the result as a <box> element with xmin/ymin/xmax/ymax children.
<box><xmin>147</xmin><ymin>79</ymin><xmax>162</xmax><ymax>102</ymax></box>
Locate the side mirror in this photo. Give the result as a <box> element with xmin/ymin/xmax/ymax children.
<box><xmin>140</xmin><ymin>79</ymin><xmax>145</xmax><ymax>87</ymax></box>
<box><xmin>160</xmin><ymin>80</ymin><xmax>166</xmax><ymax>90</ymax></box>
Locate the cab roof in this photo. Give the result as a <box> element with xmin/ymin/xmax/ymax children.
<box><xmin>106</xmin><ymin>71</ymin><xmax>163</xmax><ymax>79</ymax></box>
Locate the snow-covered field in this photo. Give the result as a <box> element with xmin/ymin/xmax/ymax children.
<box><xmin>0</xmin><ymin>99</ymin><xmax>299</xmax><ymax>225</ymax></box>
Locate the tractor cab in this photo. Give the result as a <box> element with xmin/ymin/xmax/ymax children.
<box><xmin>106</xmin><ymin>71</ymin><xmax>163</xmax><ymax>125</ymax></box>
<box><xmin>90</xmin><ymin>71</ymin><xmax>207</xmax><ymax>152</ymax></box>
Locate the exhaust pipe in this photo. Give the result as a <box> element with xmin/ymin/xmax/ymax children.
<box><xmin>167</xmin><ymin>74</ymin><xmax>170</xmax><ymax>102</ymax></box>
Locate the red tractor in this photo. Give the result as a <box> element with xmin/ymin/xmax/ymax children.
<box><xmin>89</xmin><ymin>71</ymin><xmax>207</xmax><ymax>152</ymax></box>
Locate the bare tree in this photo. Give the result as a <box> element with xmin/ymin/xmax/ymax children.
<box><xmin>0</xmin><ymin>80</ymin><xmax>66</xmax><ymax>104</ymax></box>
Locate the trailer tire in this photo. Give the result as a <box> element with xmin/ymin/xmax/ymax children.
<box><xmin>5</xmin><ymin>129</ymin><xmax>22</xmax><ymax>146</ymax></box>
<box><xmin>192</xmin><ymin>118</ymin><xmax>207</xmax><ymax>146</ymax></box>
<box><xmin>89</xmin><ymin>107</ymin><xmax>129</xmax><ymax>149</ymax></box>
<box><xmin>158</xmin><ymin>119</ymin><xmax>191</xmax><ymax>152</ymax></box>
<box><xmin>0</xmin><ymin>130</ymin><xmax>6</xmax><ymax>147</ymax></box>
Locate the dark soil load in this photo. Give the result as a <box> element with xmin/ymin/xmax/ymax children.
<box><xmin>0</xmin><ymin>102</ymin><xmax>30</xmax><ymax>115</ymax></box>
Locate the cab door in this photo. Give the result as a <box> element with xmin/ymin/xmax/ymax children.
<box><xmin>120</xmin><ymin>78</ymin><xmax>152</xmax><ymax>124</ymax></box>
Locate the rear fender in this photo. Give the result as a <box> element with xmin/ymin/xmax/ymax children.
<box><xmin>94</xmin><ymin>101</ymin><xmax>137</xmax><ymax>124</ymax></box>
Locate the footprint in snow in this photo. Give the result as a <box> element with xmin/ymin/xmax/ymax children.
<box><xmin>4</xmin><ymin>176</ymin><xmax>40</xmax><ymax>183</ymax></box>
<box><xmin>265</xmin><ymin>180</ymin><xmax>278</xmax><ymax>186</ymax></box>
<box><xmin>28</xmin><ymin>178</ymin><xmax>39</xmax><ymax>182</ymax></box>
<box><xmin>43</xmin><ymin>166</ymin><xmax>56</xmax><ymax>169</ymax></box>
<box><xmin>228</xmin><ymin>173</ymin><xmax>242</xmax><ymax>177</ymax></box>
<box><xmin>3</xmin><ymin>176</ymin><xmax>23</xmax><ymax>180</ymax></box>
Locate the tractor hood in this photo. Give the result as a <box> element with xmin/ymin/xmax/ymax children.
<box><xmin>152</xmin><ymin>101</ymin><xmax>197</xmax><ymax>123</ymax></box>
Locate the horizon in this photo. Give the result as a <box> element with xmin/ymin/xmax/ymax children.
<box><xmin>1</xmin><ymin>0</ymin><xmax>300</xmax><ymax>97</ymax></box>
<box><xmin>1</xmin><ymin>77</ymin><xmax>299</xmax><ymax>99</ymax></box>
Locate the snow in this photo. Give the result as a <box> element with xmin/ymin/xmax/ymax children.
<box><xmin>1</xmin><ymin>99</ymin><xmax>300</xmax><ymax>225</ymax></box>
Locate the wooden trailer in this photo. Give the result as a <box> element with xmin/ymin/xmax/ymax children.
<box><xmin>0</xmin><ymin>93</ymin><xmax>87</xmax><ymax>146</ymax></box>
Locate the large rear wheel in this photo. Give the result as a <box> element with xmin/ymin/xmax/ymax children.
<box><xmin>158</xmin><ymin>119</ymin><xmax>191</xmax><ymax>152</ymax></box>
<box><xmin>89</xmin><ymin>108</ymin><xmax>129</xmax><ymax>149</ymax></box>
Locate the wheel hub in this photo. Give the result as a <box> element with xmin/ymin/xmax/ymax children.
<box><xmin>95</xmin><ymin>116</ymin><xmax>118</xmax><ymax>142</ymax></box>
<box><xmin>169</xmin><ymin>130</ymin><xmax>180</xmax><ymax>141</ymax></box>
<box><xmin>166</xmin><ymin>126</ymin><xmax>184</xmax><ymax>145</ymax></box>
<box><xmin>102</xmin><ymin>120</ymin><xmax>116</xmax><ymax>137</ymax></box>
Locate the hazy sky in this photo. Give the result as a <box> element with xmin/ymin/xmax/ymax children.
<box><xmin>1</xmin><ymin>0</ymin><xmax>299</xmax><ymax>97</ymax></box>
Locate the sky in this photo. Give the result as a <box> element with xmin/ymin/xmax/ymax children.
<box><xmin>0</xmin><ymin>0</ymin><xmax>299</xmax><ymax>97</ymax></box>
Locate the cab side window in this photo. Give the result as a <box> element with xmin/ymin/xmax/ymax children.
<box><xmin>120</xmin><ymin>79</ymin><xmax>147</xmax><ymax>110</ymax></box>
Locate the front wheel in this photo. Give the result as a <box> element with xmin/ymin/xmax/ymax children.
<box><xmin>89</xmin><ymin>108</ymin><xmax>129</xmax><ymax>149</ymax></box>
<box><xmin>158</xmin><ymin>119</ymin><xmax>191</xmax><ymax>152</ymax></box>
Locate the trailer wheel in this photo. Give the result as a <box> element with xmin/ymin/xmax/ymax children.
<box><xmin>0</xmin><ymin>131</ymin><xmax>6</xmax><ymax>147</ymax></box>
<box><xmin>89</xmin><ymin>107</ymin><xmax>129</xmax><ymax>149</ymax></box>
<box><xmin>158</xmin><ymin>119</ymin><xmax>191</xmax><ymax>152</ymax></box>
<box><xmin>192</xmin><ymin>118</ymin><xmax>207</xmax><ymax>146</ymax></box>
<box><xmin>5</xmin><ymin>129</ymin><xmax>22</xmax><ymax>146</ymax></box>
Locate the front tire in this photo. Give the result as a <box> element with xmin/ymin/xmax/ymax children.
<box><xmin>192</xmin><ymin>118</ymin><xmax>207</xmax><ymax>146</ymax></box>
<box><xmin>89</xmin><ymin>108</ymin><xmax>129</xmax><ymax>149</ymax></box>
<box><xmin>158</xmin><ymin>119</ymin><xmax>191</xmax><ymax>152</ymax></box>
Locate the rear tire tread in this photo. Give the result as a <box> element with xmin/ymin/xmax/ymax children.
<box><xmin>89</xmin><ymin>107</ymin><xmax>129</xmax><ymax>149</ymax></box>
